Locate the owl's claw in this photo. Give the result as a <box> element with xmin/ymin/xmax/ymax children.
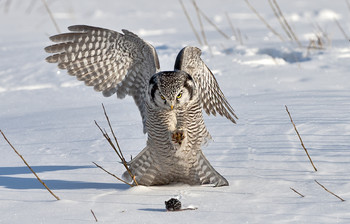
<box><xmin>172</xmin><ymin>131</ymin><xmax>185</xmax><ymax>145</ymax></box>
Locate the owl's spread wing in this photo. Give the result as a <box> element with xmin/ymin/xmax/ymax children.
<box><xmin>174</xmin><ymin>46</ymin><xmax>237</xmax><ymax>124</ymax></box>
<box><xmin>45</xmin><ymin>25</ymin><xmax>160</xmax><ymax>132</ymax></box>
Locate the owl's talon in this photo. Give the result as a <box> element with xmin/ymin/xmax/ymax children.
<box><xmin>172</xmin><ymin>132</ymin><xmax>185</xmax><ymax>145</ymax></box>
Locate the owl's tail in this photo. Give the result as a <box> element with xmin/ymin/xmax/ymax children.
<box><xmin>122</xmin><ymin>146</ymin><xmax>229</xmax><ymax>187</ymax></box>
<box><xmin>195</xmin><ymin>151</ymin><xmax>229</xmax><ymax>187</ymax></box>
<box><xmin>122</xmin><ymin>146</ymin><xmax>160</xmax><ymax>186</ymax></box>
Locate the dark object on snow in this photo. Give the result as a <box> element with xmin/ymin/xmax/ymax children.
<box><xmin>165</xmin><ymin>198</ymin><xmax>182</xmax><ymax>211</ymax></box>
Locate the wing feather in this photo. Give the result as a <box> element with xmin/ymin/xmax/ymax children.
<box><xmin>45</xmin><ymin>25</ymin><xmax>160</xmax><ymax>132</ymax></box>
<box><xmin>174</xmin><ymin>46</ymin><xmax>238</xmax><ymax>124</ymax></box>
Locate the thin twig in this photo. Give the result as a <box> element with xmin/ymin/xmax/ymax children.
<box><xmin>90</xmin><ymin>209</ymin><xmax>98</xmax><ymax>222</ymax></box>
<box><xmin>272</xmin><ymin>0</ymin><xmax>301</xmax><ymax>47</ymax></box>
<box><xmin>244</xmin><ymin>0</ymin><xmax>284</xmax><ymax>41</ymax></box>
<box><xmin>100</xmin><ymin>105</ymin><xmax>137</xmax><ymax>185</ymax></box>
<box><xmin>92</xmin><ymin>162</ymin><xmax>134</xmax><ymax>187</ymax></box>
<box><xmin>225</xmin><ymin>12</ymin><xmax>243</xmax><ymax>45</ymax></box>
<box><xmin>237</xmin><ymin>28</ymin><xmax>243</xmax><ymax>45</ymax></box>
<box><xmin>95</xmin><ymin>104</ymin><xmax>138</xmax><ymax>185</ymax></box>
<box><xmin>196</xmin><ymin>6</ymin><xmax>230</xmax><ymax>39</ymax></box>
<box><xmin>268</xmin><ymin>0</ymin><xmax>292</xmax><ymax>40</ymax></box>
<box><xmin>314</xmin><ymin>180</ymin><xmax>345</xmax><ymax>202</ymax></box>
<box><xmin>285</xmin><ymin>106</ymin><xmax>317</xmax><ymax>172</ymax></box>
<box><xmin>41</xmin><ymin>0</ymin><xmax>61</xmax><ymax>33</ymax></box>
<box><xmin>192</xmin><ymin>0</ymin><xmax>210</xmax><ymax>47</ymax></box>
<box><xmin>290</xmin><ymin>187</ymin><xmax>305</xmax><ymax>197</ymax></box>
<box><xmin>179</xmin><ymin>0</ymin><xmax>203</xmax><ymax>45</ymax></box>
<box><xmin>346</xmin><ymin>0</ymin><xmax>350</xmax><ymax>13</ymax></box>
<box><xmin>102</xmin><ymin>104</ymin><xmax>125</xmax><ymax>161</ymax></box>
<box><xmin>334</xmin><ymin>19</ymin><xmax>350</xmax><ymax>42</ymax></box>
<box><xmin>1</xmin><ymin>130</ymin><xmax>60</xmax><ymax>200</ymax></box>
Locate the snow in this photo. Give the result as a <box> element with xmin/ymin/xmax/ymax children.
<box><xmin>0</xmin><ymin>0</ymin><xmax>349</xmax><ymax>223</ymax></box>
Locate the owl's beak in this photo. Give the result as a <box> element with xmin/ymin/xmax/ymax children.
<box><xmin>170</xmin><ymin>105</ymin><xmax>174</xmax><ymax>110</ymax></box>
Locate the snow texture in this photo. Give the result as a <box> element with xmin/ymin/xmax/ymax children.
<box><xmin>0</xmin><ymin>0</ymin><xmax>349</xmax><ymax>223</ymax></box>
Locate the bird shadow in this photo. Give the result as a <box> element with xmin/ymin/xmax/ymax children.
<box><xmin>0</xmin><ymin>165</ymin><xmax>129</xmax><ymax>190</ymax></box>
<box><xmin>138</xmin><ymin>208</ymin><xmax>166</xmax><ymax>212</ymax></box>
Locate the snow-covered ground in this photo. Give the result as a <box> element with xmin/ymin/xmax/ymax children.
<box><xmin>1</xmin><ymin>0</ymin><xmax>349</xmax><ymax>223</ymax></box>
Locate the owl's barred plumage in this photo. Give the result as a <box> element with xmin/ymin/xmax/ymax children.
<box><xmin>45</xmin><ymin>25</ymin><xmax>237</xmax><ymax>187</ymax></box>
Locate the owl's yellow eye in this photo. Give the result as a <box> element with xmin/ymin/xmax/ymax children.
<box><xmin>160</xmin><ymin>95</ymin><xmax>165</xmax><ymax>100</ymax></box>
<box><xmin>177</xmin><ymin>92</ymin><xmax>182</xmax><ymax>99</ymax></box>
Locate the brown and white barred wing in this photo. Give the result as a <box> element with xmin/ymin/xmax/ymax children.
<box><xmin>174</xmin><ymin>46</ymin><xmax>238</xmax><ymax>124</ymax></box>
<box><xmin>45</xmin><ymin>25</ymin><xmax>160</xmax><ymax>131</ymax></box>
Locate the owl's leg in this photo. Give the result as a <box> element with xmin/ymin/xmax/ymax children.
<box><xmin>194</xmin><ymin>151</ymin><xmax>229</xmax><ymax>187</ymax></box>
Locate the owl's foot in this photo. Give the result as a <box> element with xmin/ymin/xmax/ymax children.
<box><xmin>172</xmin><ymin>131</ymin><xmax>185</xmax><ymax>145</ymax></box>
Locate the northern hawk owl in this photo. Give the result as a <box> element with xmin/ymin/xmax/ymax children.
<box><xmin>45</xmin><ymin>25</ymin><xmax>237</xmax><ymax>187</ymax></box>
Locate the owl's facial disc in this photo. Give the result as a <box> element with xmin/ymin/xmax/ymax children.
<box><xmin>149</xmin><ymin>71</ymin><xmax>196</xmax><ymax>110</ymax></box>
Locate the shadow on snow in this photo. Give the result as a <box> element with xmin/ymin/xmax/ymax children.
<box><xmin>0</xmin><ymin>165</ymin><xmax>129</xmax><ymax>190</ymax></box>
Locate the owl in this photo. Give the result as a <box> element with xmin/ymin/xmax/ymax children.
<box><xmin>45</xmin><ymin>25</ymin><xmax>237</xmax><ymax>187</ymax></box>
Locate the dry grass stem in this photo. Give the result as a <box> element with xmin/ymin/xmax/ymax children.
<box><xmin>314</xmin><ymin>180</ymin><xmax>345</xmax><ymax>202</ymax></box>
<box><xmin>92</xmin><ymin>162</ymin><xmax>134</xmax><ymax>187</ymax></box>
<box><xmin>196</xmin><ymin>6</ymin><xmax>230</xmax><ymax>40</ymax></box>
<box><xmin>95</xmin><ymin>104</ymin><xmax>138</xmax><ymax>186</ymax></box>
<box><xmin>290</xmin><ymin>187</ymin><xmax>305</xmax><ymax>197</ymax></box>
<box><xmin>225</xmin><ymin>12</ymin><xmax>243</xmax><ymax>45</ymax></box>
<box><xmin>90</xmin><ymin>209</ymin><xmax>98</xmax><ymax>222</ymax></box>
<box><xmin>0</xmin><ymin>130</ymin><xmax>60</xmax><ymax>200</ymax></box>
<box><xmin>272</xmin><ymin>0</ymin><xmax>301</xmax><ymax>47</ymax></box>
<box><xmin>285</xmin><ymin>105</ymin><xmax>317</xmax><ymax>172</ymax></box>
<box><xmin>41</xmin><ymin>0</ymin><xmax>61</xmax><ymax>33</ymax></box>
<box><xmin>237</xmin><ymin>28</ymin><xmax>243</xmax><ymax>45</ymax></box>
<box><xmin>244</xmin><ymin>0</ymin><xmax>284</xmax><ymax>41</ymax></box>
<box><xmin>346</xmin><ymin>0</ymin><xmax>350</xmax><ymax>13</ymax></box>
<box><xmin>179</xmin><ymin>0</ymin><xmax>203</xmax><ymax>45</ymax></box>
<box><xmin>268</xmin><ymin>0</ymin><xmax>292</xmax><ymax>40</ymax></box>
<box><xmin>334</xmin><ymin>19</ymin><xmax>350</xmax><ymax>42</ymax></box>
<box><xmin>192</xmin><ymin>0</ymin><xmax>211</xmax><ymax>52</ymax></box>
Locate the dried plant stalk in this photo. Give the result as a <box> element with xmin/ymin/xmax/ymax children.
<box><xmin>314</xmin><ymin>180</ymin><xmax>345</xmax><ymax>202</ymax></box>
<box><xmin>268</xmin><ymin>0</ymin><xmax>292</xmax><ymax>40</ymax></box>
<box><xmin>92</xmin><ymin>162</ymin><xmax>134</xmax><ymax>187</ymax></box>
<box><xmin>285</xmin><ymin>106</ymin><xmax>317</xmax><ymax>172</ymax></box>
<box><xmin>179</xmin><ymin>0</ymin><xmax>203</xmax><ymax>45</ymax></box>
<box><xmin>192</xmin><ymin>0</ymin><xmax>209</xmax><ymax>46</ymax></box>
<box><xmin>244</xmin><ymin>0</ymin><xmax>284</xmax><ymax>41</ymax></box>
<box><xmin>290</xmin><ymin>187</ymin><xmax>305</xmax><ymax>197</ymax></box>
<box><xmin>334</xmin><ymin>19</ymin><xmax>350</xmax><ymax>42</ymax></box>
<box><xmin>41</xmin><ymin>0</ymin><xmax>61</xmax><ymax>33</ymax></box>
<box><xmin>272</xmin><ymin>0</ymin><xmax>301</xmax><ymax>47</ymax></box>
<box><xmin>346</xmin><ymin>0</ymin><xmax>350</xmax><ymax>13</ymax></box>
<box><xmin>90</xmin><ymin>209</ymin><xmax>98</xmax><ymax>222</ymax></box>
<box><xmin>225</xmin><ymin>12</ymin><xmax>242</xmax><ymax>44</ymax></box>
<box><xmin>95</xmin><ymin>104</ymin><xmax>138</xmax><ymax>186</ymax></box>
<box><xmin>1</xmin><ymin>130</ymin><xmax>60</xmax><ymax>200</ymax></box>
<box><xmin>196</xmin><ymin>5</ymin><xmax>230</xmax><ymax>39</ymax></box>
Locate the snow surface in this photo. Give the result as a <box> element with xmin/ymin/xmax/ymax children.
<box><xmin>0</xmin><ymin>0</ymin><xmax>349</xmax><ymax>223</ymax></box>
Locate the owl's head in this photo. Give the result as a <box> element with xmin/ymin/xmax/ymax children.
<box><xmin>148</xmin><ymin>71</ymin><xmax>196</xmax><ymax>110</ymax></box>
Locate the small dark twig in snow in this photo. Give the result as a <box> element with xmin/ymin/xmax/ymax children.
<box><xmin>290</xmin><ymin>187</ymin><xmax>305</xmax><ymax>197</ymax></box>
<box><xmin>90</xmin><ymin>209</ymin><xmax>98</xmax><ymax>222</ymax></box>
<box><xmin>314</xmin><ymin>180</ymin><xmax>345</xmax><ymax>202</ymax></box>
<box><xmin>1</xmin><ymin>130</ymin><xmax>60</xmax><ymax>200</ymax></box>
<box><xmin>92</xmin><ymin>162</ymin><xmax>134</xmax><ymax>187</ymax></box>
<box><xmin>285</xmin><ymin>105</ymin><xmax>317</xmax><ymax>172</ymax></box>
